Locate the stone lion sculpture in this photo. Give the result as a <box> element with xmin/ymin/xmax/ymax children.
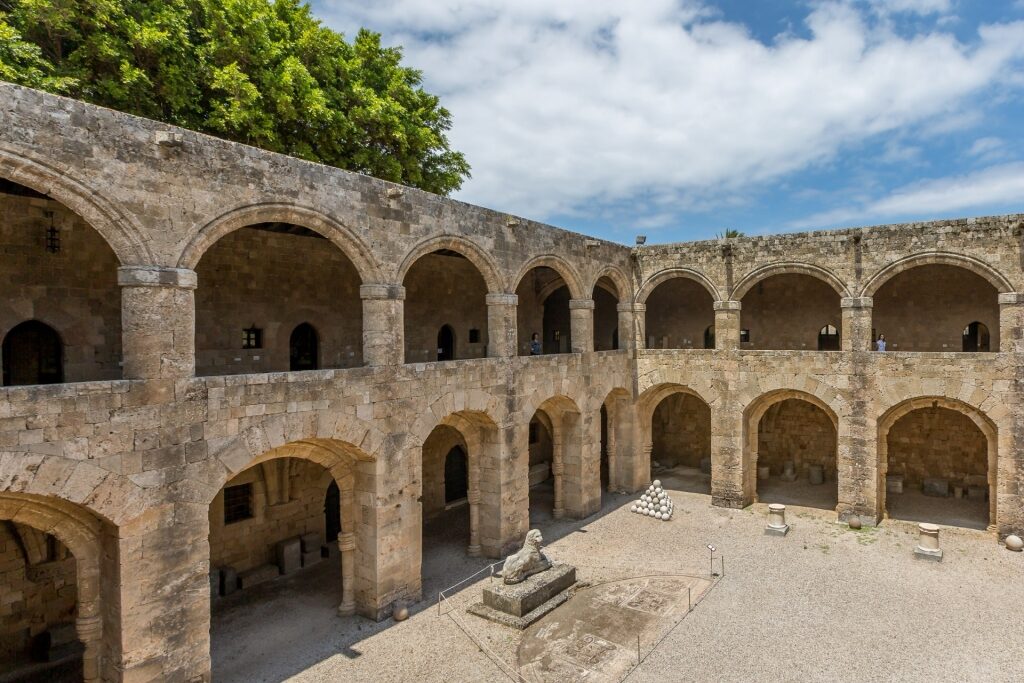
<box><xmin>500</xmin><ymin>529</ymin><xmax>552</xmax><ymax>584</ymax></box>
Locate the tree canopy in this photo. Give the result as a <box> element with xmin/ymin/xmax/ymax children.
<box><xmin>0</xmin><ymin>0</ymin><xmax>470</xmax><ymax>195</ymax></box>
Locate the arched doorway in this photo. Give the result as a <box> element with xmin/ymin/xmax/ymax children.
<box><xmin>516</xmin><ymin>267</ymin><xmax>572</xmax><ymax>355</ymax></box>
<box><xmin>192</xmin><ymin>221</ymin><xmax>364</xmax><ymax>376</ymax></box>
<box><xmin>324</xmin><ymin>481</ymin><xmax>341</xmax><ymax>544</ymax></box>
<box><xmin>0</xmin><ymin>178</ymin><xmax>122</xmax><ymax>383</ymax></box>
<box><xmin>402</xmin><ymin>249</ymin><xmax>490</xmax><ymax>363</ymax></box>
<box><xmin>437</xmin><ymin>325</ymin><xmax>456</xmax><ymax>362</ymax></box>
<box><xmin>703</xmin><ymin>325</ymin><xmax>715</xmax><ymax>350</ymax></box>
<box><xmin>444</xmin><ymin>446</ymin><xmax>469</xmax><ymax>503</ymax></box>
<box><xmin>962</xmin><ymin>321</ymin><xmax>990</xmax><ymax>352</ymax></box>
<box><xmin>593</xmin><ymin>276</ymin><xmax>620</xmax><ymax>351</ymax></box>
<box><xmin>739</xmin><ymin>273</ymin><xmax>841</xmax><ymax>350</ymax></box>
<box><xmin>647</xmin><ymin>389</ymin><xmax>712</xmax><ymax>495</ymax></box>
<box><xmin>0</xmin><ymin>494</ymin><xmax>107</xmax><ymax>682</ymax></box>
<box><xmin>818</xmin><ymin>324</ymin><xmax>840</xmax><ymax>351</ymax></box>
<box><xmin>289</xmin><ymin>323</ymin><xmax>319</xmax><ymax>371</ymax></box>
<box><xmin>643</xmin><ymin>277</ymin><xmax>714</xmax><ymax>349</ymax></box>
<box><xmin>752</xmin><ymin>396</ymin><xmax>838</xmax><ymax>511</ymax></box>
<box><xmin>881</xmin><ymin>400</ymin><xmax>993</xmax><ymax>530</ymax></box>
<box><xmin>2</xmin><ymin>320</ymin><xmax>63</xmax><ymax>385</ymax></box>
<box><xmin>527</xmin><ymin>397</ymin><xmax>585</xmax><ymax>522</ymax></box>
<box><xmin>871</xmin><ymin>264</ymin><xmax>999</xmax><ymax>351</ymax></box>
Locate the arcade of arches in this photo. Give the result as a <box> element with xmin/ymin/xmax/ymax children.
<box><xmin>4</xmin><ymin>89</ymin><xmax>1024</xmax><ymax>683</ymax></box>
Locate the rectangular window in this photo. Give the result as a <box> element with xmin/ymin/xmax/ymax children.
<box><xmin>224</xmin><ymin>483</ymin><xmax>254</xmax><ymax>524</ymax></box>
<box><xmin>242</xmin><ymin>327</ymin><xmax>263</xmax><ymax>349</ymax></box>
<box><xmin>468</xmin><ymin>328</ymin><xmax>481</xmax><ymax>344</ymax></box>
<box><xmin>739</xmin><ymin>329</ymin><xmax>750</xmax><ymax>343</ymax></box>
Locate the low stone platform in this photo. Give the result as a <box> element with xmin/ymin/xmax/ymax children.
<box><xmin>468</xmin><ymin>564</ymin><xmax>576</xmax><ymax>629</ymax></box>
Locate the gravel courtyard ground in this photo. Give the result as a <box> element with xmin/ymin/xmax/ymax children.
<box><xmin>212</xmin><ymin>472</ymin><xmax>1024</xmax><ymax>683</ymax></box>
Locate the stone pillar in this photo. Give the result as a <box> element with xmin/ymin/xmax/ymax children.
<box><xmin>841</xmin><ymin>297</ymin><xmax>873</xmax><ymax>351</ymax></box>
<box><xmin>713</xmin><ymin>300</ymin><xmax>741</xmax><ymax>350</ymax></box>
<box><xmin>486</xmin><ymin>293</ymin><xmax>518</xmax><ymax>358</ymax></box>
<box><xmin>999</xmin><ymin>292</ymin><xmax>1024</xmax><ymax>353</ymax></box>
<box><xmin>467</xmin><ymin>488</ymin><xmax>482</xmax><ymax>557</ymax></box>
<box><xmin>74</xmin><ymin>563</ymin><xmax>102</xmax><ymax>683</ymax></box>
<box><xmin>337</xmin><ymin>531</ymin><xmax>356</xmax><ymax>615</ymax></box>
<box><xmin>552</xmin><ymin>426</ymin><xmax>565</xmax><ymax>519</ymax></box>
<box><xmin>118</xmin><ymin>266</ymin><xmax>196</xmax><ymax>379</ymax></box>
<box><xmin>711</xmin><ymin>400</ymin><xmax>748</xmax><ymax>508</ymax></box>
<box><xmin>361</xmin><ymin>284</ymin><xmax>405</xmax><ymax>366</ymax></box>
<box><xmin>569</xmin><ymin>298</ymin><xmax>595</xmax><ymax>353</ymax></box>
<box><xmin>617</xmin><ymin>302</ymin><xmax>645</xmax><ymax>350</ymax></box>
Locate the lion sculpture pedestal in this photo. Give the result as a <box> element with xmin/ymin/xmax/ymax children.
<box><xmin>468</xmin><ymin>529</ymin><xmax>577</xmax><ymax>629</ymax></box>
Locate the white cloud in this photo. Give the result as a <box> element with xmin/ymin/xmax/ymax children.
<box><xmin>867</xmin><ymin>0</ymin><xmax>952</xmax><ymax>16</ymax></box>
<box><xmin>793</xmin><ymin>162</ymin><xmax>1024</xmax><ymax>227</ymax></box>
<box><xmin>316</xmin><ymin>1</ymin><xmax>1024</xmax><ymax>228</ymax></box>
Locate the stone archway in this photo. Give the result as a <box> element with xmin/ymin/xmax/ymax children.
<box><xmin>877</xmin><ymin>397</ymin><xmax>996</xmax><ymax>531</ymax></box>
<box><xmin>0</xmin><ymin>493</ymin><xmax>107</xmax><ymax>682</ymax></box>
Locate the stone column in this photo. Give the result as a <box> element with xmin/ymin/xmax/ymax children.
<box><xmin>337</xmin><ymin>531</ymin><xmax>356</xmax><ymax>615</ymax></box>
<box><xmin>617</xmin><ymin>302</ymin><xmax>645</xmax><ymax>350</ymax></box>
<box><xmin>467</xmin><ymin>488</ymin><xmax>482</xmax><ymax>557</ymax></box>
<box><xmin>74</xmin><ymin>561</ymin><xmax>102</xmax><ymax>683</ymax></box>
<box><xmin>361</xmin><ymin>284</ymin><xmax>405</xmax><ymax>366</ymax></box>
<box><xmin>486</xmin><ymin>293</ymin><xmax>518</xmax><ymax>358</ymax></box>
<box><xmin>569</xmin><ymin>298</ymin><xmax>595</xmax><ymax>353</ymax></box>
<box><xmin>841</xmin><ymin>297</ymin><xmax>873</xmax><ymax>351</ymax></box>
<box><xmin>999</xmin><ymin>292</ymin><xmax>1024</xmax><ymax>353</ymax></box>
<box><xmin>552</xmin><ymin>429</ymin><xmax>565</xmax><ymax>519</ymax></box>
<box><xmin>713</xmin><ymin>300</ymin><xmax>741</xmax><ymax>350</ymax></box>
<box><xmin>118</xmin><ymin>266</ymin><xmax>196</xmax><ymax>379</ymax></box>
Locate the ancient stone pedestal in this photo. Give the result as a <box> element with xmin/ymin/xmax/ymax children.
<box><xmin>765</xmin><ymin>503</ymin><xmax>789</xmax><ymax>536</ymax></box>
<box><xmin>780</xmin><ymin>462</ymin><xmax>797</xmax><ymax>482</ymax></box>
<box><xmin>808</xmin><ymin>465</ymin><xmax>824</xmax><ymax>485</ymax></box>
<box><xmin>468</xmin><ymin>564</ymin><xmax>577</xmax><ymax>629</ymax></box>
<box><xmin>914</xmin><ymin>523</ymin><xmax>942</xmax><ymax>562</ymax></box>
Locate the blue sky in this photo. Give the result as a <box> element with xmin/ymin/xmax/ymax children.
<box><xmin>311</xmin><ymin>1</ymin><xmax>1024</xmax><ymax>244</ymax></box>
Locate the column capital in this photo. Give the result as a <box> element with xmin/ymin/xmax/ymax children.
<box><xmin>485</xmin><ymin>293</ymin><xmax>518</xmax><ymax>306</ymax></box>
<box><xmin>569</xmin><ymin>298</ymin><xmax>595</xmax><ymax>310</ymax></box>
<box><xmin>617</xmin><ymin>302</ymin><xmax>646</xmax><ymax>313</ymax></box>
<box><xmin>713</xmin><ymin>300</ymin><xmax>741</xmax><ymax>311</ymax></box>
<box><xmin>840</xmin><ymin>296</ymin><xmax>873</xmax><ymax>309</ymax></box>
<box><xmin>359</xmin><ymin>283</ymin><xmax>405</xmax><ymax>301</ymax></box>
<box><xmin>117</xmin><ymin>266</ymin><xmax>197</xmax><ymax>289</ymax></box>
<box><xmin>998</xmin><ymin>292</ymin><xmax>1024</xmax><ymax>305</ymax></box>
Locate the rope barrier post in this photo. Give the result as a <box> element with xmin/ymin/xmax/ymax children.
<box><xmin>636</xmin><ymin>634</ymin><xmax>640</xmax><ymax>664</ymax></box>
<box><xmin>688</xmin><ymin>586</ymin><xmax>691</xmax><ymax>612</ymax></box>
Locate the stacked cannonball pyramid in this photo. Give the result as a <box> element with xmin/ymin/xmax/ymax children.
<box><xmin>630</xmin><ymin>480</ymin><xmax>673</xmax><ymax>521</ymax></box>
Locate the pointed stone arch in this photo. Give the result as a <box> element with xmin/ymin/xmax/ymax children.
<box><xmin>397</xmin><ymin>234</ymin><xmax>505</xmax><ymax>294</ymax></box>
<box><xmin>513</xmin><ymin>255</ymin><xmax>586</xmax><ymax>300</ymax></box>
<box><xmin>636</xmin><ymin>267</ymin><xmax>721</xmax><ymax>304</ymax></box>
<box><xmin>731</xmin><ymin>262</ymin><xmax>850</xmax><ymax>300</ymax></box>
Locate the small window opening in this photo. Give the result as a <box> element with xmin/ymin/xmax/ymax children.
<box><xmin>468</xmin><ymin>328</ymin><xmax>481</xmax><ymax>344</ymax></box>
<box><xmin>224</xmin><ymin>483</ymin><xmax>254</xmax><ymax>524</ymax></box>
<box><xmin>739</xmin><ymin>329</ymin><xmax>750</xmax><ymax>343</ymax></box>
<box><xmin>242</xmin><ymin>325</ymin><xmax>263</xmax><ymax>349</ymax></box>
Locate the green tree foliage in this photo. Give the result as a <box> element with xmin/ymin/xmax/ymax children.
<box><xmin>0</xmin><ymin>0</ymin><xmax>470</xmax><ymax>194</ymax></box>
<box><xmin>717</xmin><ymin>228</ymin><xmax>745</xmax><ymax>238</ymax></box>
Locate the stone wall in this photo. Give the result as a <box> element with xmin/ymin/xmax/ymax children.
<box><xmin>404</xmin><ymin>253</ymin><xmax>489</xmax><ymax>362</ymax></box>
<box><xmin>756</xmin><ymin>398</ymin><xmax>837</xmax><ymax>476</ymax></box>
<box><xmin>645</xmin><ymin>278</ymin><xmax>715</xmax><ymax>349</ymax></box>
<box><xmin>651</xmin><ymin>393</ymin><xmax>711</xmax><ymax>467</ymax></box>
<box><xmin>0</xmin><ymin>193</ymin><xmax>122</xmax><ymax>384</ymax></box>
<box><xmin>208</xmin><ymin>457</ymin><xmax>332</xmax><ymax>574</ymax></box>
<box><xmin>195</xmin><ymin>227</ymin><xmax>363</xmax><ymax>375</ymax></box>
<box><xmin>0</xmin><ymin>523</ymin><xmax>77</xmax><ymax>662</ymax></box>
<box><xmin>741</xmin><ymin>274</ymin><xmax>841</xmax><ymax>351</ymax></box>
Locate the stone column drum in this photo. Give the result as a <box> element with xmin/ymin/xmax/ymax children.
<box><xmin>361</xmin><ymin>284</ymin><xmax>405</xmax><ymax>366</ymax></box>
<box><xmin>713</xmin><ymin>300</ymin><xmax>741</xmax><ymax>350</ymax></box>
<box><xmin>569</xmin><ymin>298</ymin><xmax>595</xmax><ymax>353</ymax></box>
<box><xmin>485</xmin><ymin>293</ymin><xmax>518</xmax><ymax>357</ymax></box>
<box><xmin>118</xmin><ymin>266</ymin><xmax>196</xmax><ymax>379</ymax></box>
